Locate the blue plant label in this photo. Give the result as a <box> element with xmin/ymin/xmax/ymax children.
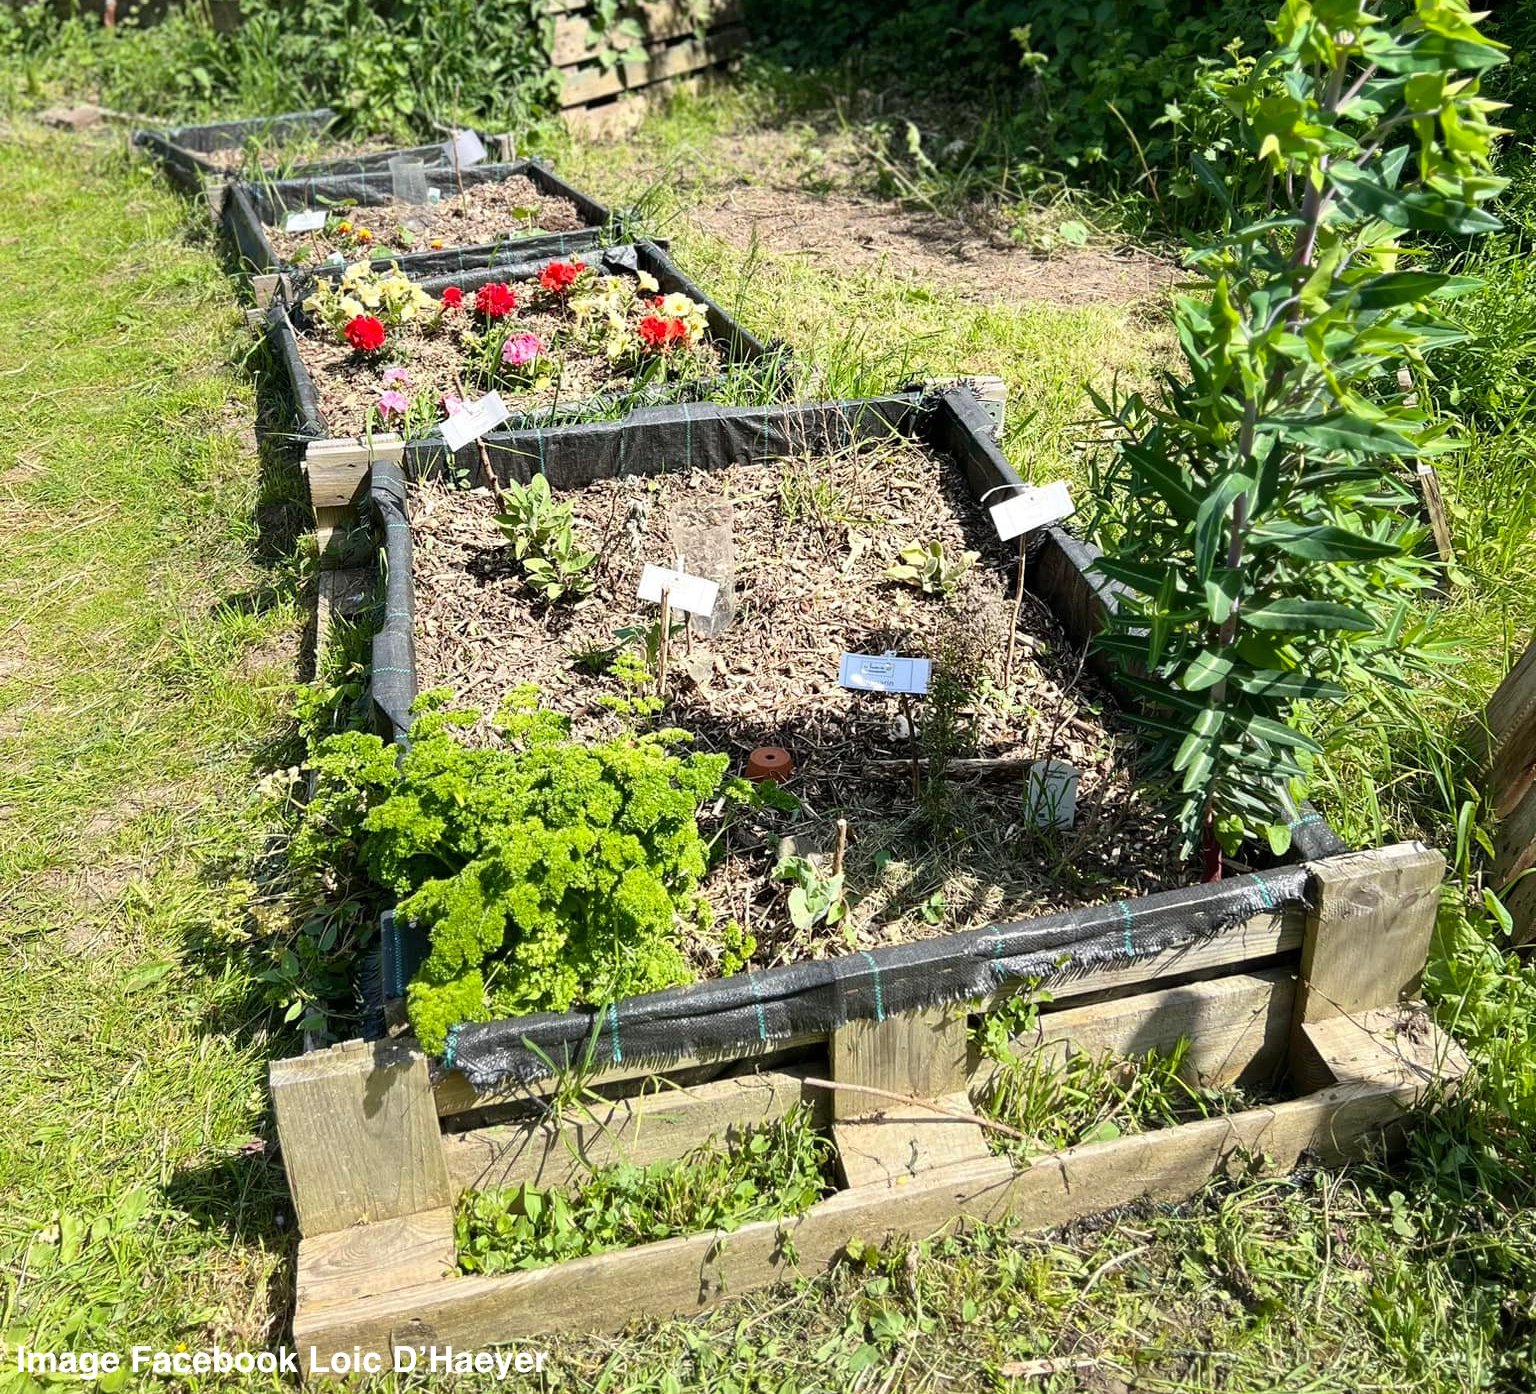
<box><xmin>438</xmin><ymin>391</ymin><xmax>508</xmax><ymax>452</ymax></box>
<box><xmin>283</xmin><ymin>208</ymin><xmax>327</xmax><ymax>233</ymax></box>
<box><xmin>838</xmin><ymin>653</ymin><xmax>932</xmax><ymax>695</ymax></box>
<box><xmin>989</xmin><ymin>479</ymin><xmax>1075</xmax><ymax>541</ymax></box>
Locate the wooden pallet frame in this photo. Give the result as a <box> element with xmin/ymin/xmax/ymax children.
<box><xmin>275</xmin><ymin>840</ymin><xmax>1461</xmax><ymax>1359</ymax></box>
<box><xmin>552</xmin><ymin>0</ymin><xmax>745</xmax><ymax>134</ymax></box>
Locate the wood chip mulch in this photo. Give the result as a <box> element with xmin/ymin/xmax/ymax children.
<box><xmin>406</xmin><ymin>438</ymin><xmax>1192</xmax><ymax>972</ymax></box>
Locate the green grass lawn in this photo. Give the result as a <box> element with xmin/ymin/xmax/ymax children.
<box><xmin>3</xmin><ymin>97</ymin><xmax>1536</xmax><ymax>1393</ymax></box>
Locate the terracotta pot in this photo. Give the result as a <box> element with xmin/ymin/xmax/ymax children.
<box><xmin>745</xmin><ymin>746</ymin><xmax>793</xmax><ymax>783</ymax></box>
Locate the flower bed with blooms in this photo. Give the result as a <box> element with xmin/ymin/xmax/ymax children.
<box><xmin>292</xmin><ymin>258</ymin><xmax>723</xmax><ymax>436</ymax></box>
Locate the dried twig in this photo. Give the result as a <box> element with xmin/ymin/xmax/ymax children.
<box><xmin>802</xmin><ymin>1077</ymin><xmax>1027</xmax><ymax>1141</ymax></box>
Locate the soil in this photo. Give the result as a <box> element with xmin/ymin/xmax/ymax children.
<box><xmin>292</xmin><ymin>272</ymin><xmax>724</xmax><ymax>436</ymax></box>
<box><xmin>266</xmin><ymin>176</ymin><xmax>588</xmax><ymax>264</ymax></box>
<box><xmin>407</xmin><ymin>438</ymin><xmax>1190</xmax><ymax>972</ymax></box>
<box><xmin>198</xmin><ymin>133</ymin><xmax>411</xmax><ymax>173</ymax></box>
<box><xmin>689</xmin><ymin>183</ymin><xmax>1176</xmax><ymax>308</ymax></box>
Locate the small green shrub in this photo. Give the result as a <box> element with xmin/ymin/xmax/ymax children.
<box><xmin>456</xmin><ymin>1106</ymin><xmax>833</xmax><ymax>1272</ymax></box>
<box><xmin>883</xmin><ymin>539</ymin><xmax>976</xmax><ymax>596</ymax></box>
<box><xmin>495</xmin><ymin>474</ymin><xmax>599</xmax><ymax>603</ymax></box>
<box><xmin>300</xmin><ymin>687</ymin><xmax>747</xmax><ymax>1053</ymax></box>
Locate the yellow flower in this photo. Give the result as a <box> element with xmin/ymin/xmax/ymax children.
<box><xmin>336</xmin><ymin>220</ymin><xmax>352</xmax><ymax>235</ymax></box>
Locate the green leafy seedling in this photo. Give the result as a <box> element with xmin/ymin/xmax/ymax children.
<box><xmin>883</xmin><ymin>540</ymin><xmax>977</xmax><ymax>596</ymax></box>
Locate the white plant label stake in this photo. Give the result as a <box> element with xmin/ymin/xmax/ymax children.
<box><xmin>636</xmin><ymin>564</ymin><xmax>719</xmax><ymax>618</ymax></box>
<box><xmin>439</xmin><ymin>391</ymin><xmax>509</xmax><ymax>453</ymax></box>
<box><xmin>443</xmin><ymin>128</ymin><xmax>487</xmax><ymax>168</ymax></box>
<box><xmin>839</xmin><ymin>653</ymin><xmax>931</xmax><ymax>797</ymax></box>
<box><xmin>837</xmin><ymin>654</ymin><xmax>932</xmax><ymax>695</ymax></box>
<box><xmin>989</xmin><ymin>480</ymin><xmax>1075</xmax><ymax>542</ymax></box>
<box><xmin>283</xmin><ymin>208</ymin><xmax>327</xmax><ymax>233</ymax></box>
<box><xmin>990</xmin><ymin>480</ymin><xmax>1076</xmax><ymax>688</ymax></box>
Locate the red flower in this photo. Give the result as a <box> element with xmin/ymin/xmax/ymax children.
<box><xmin>474</xmin><ymin>282</ymin><xmax>517</xmax><ymax>319</ymax></box>
<box><xmin>638</xmin><ymin>314</ymin><xmax>689</xmax><ymax>352</ymax></box>
<box><xmin>440</xmin><ymin>286</ymin><xmax>463</xmax><ymax>309</ymax></box>
<box><xmin>344</xmin><ymin>314</ymin><xmax>386</xmax><ymax>353</ymax></box>
<box><xmin>538</xmin><ymin>258</ymin><xmax>585</xmax><ymax>293</ymax></box>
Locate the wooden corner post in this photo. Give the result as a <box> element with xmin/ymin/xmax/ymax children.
<box><xmin>1291</xmin><ymin>842</ymin><xmax>1450</xmax><ymax>1094</ymax></box>
<box><xmin>828</xmin><ymin>1005</ymin><xmax>990</xmax><ymax>1188</ymax></box>
<box><xmin>270</xmin><ymin>1038</ymin><xmax>452</xmax><ymax>1237</ymax></box>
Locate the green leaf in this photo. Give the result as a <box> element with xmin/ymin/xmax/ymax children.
<box><xmin>1350</xmin><ymin>272</ymin><xmax>1483</xmax><ymax>310</ymax></box>
<box><xmin>1330</xmin><ymin>162</ymin><xmax>1502</xmax><ymax>236</ymax></box>
<box><xmin>1242</xmin><ymin>714</ymin><xmax>1323</xmax><ymax>753</ymax></box>
<box><xmin>1181</xmin><ymin>650</ymin><xmax>1233</xmax><ymax>692</ymax></box>
<box><xmin>1262</xmin><ymin>411</ymin><xmax>1420</xmax><ymax>456</ymax></box>
<box><xmin>1241</xmin><ymin>598</ymin><xmax>1374</xmax><ymax>632</ymax></box>
<box><xmin>1248</xmin><ymin>522</ymin><xmax>1402</xmax><ymax>562</ymax></box>
<box><xmin>1231</xmin><ymin>669</ymin><xmax>1348</xmax><ymax>701</ymax></box>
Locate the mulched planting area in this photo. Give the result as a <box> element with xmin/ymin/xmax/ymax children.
<box><xmin>266</xmin><ymin>175</ymin><xmax>586</xmax><ymax>264</ymax></box>
<box><xmin>407</xmin><ymin>436</ymin><xmax>1191</xmax><ymax>971</ymax></box>
<box><xmin>199</xmin><ymin>133</ymin><xmax>405</xmax><ymax>173</ymax></box>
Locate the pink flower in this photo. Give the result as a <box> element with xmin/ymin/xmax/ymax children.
<box><xmin>501</xmin><ymin>332</ymin><xmax>543</xmax><ymax>368</ymax></box>
<box><xmin>376</xmin><ymin>389</ymin><xmax>409</xmax><ymax>420</ymax></box>
<box><xmin>382</xmin><ymin>366</ymin><xmax>411</xmax><ymax>386</ymax></box>
<box><xmin>441</xmin><ymin>394</ymin><xmax>465</xmax><ymax>416</ymax></box>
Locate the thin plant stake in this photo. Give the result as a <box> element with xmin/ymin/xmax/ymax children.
<box><xmin>1003</xmin><ymin>534</ymin><xmax>1027</xmax><ymax>688</ymax></box>
<box><xmin>832</xmin><ymin>818</ymin><xmax>848</xmax><ymax>876</ymax></box>
<box><xmin>657</xmin><ymin>587</ymin><xmax>672</xmax><ymax>698</ymax></box>
<box><xmin>899</xmin><ymin>693</ymin><xmax>921</xmax><ymax>798</ymax></box>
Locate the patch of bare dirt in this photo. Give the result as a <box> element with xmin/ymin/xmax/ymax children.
<box><xmin>689</xmin><ymin>183</ymin><xmax>1175</xmax><ymax>307</ymax></box>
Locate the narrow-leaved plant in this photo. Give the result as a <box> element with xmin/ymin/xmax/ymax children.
<box><xmin>1090</xmin><ymin>0</ymin><xmax>1506</xmax><ymax>865</ymax></box>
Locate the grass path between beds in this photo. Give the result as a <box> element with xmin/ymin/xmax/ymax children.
<box><xmin>2</xmin><ymin>113</ymin><xmax>1536</xmax><ymax>1394</ymax></box>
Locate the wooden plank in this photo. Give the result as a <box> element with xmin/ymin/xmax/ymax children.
<box><xmin>1416</xmin><ymin>462</ymin><xmax>1455</xmax><ymax>569</ymax></box>
<box><xmin>297</xmin><ymin>1208</ymin><xmax>455</xmax><ymax>1311</ymax></box>
<box><xmin>1292</xmin><ymin>1007</ymin><xmax>1470</xmax><ymax>1096</ymax></box>
<box><xmin>1483</xmin><ymin>637</ymin><xmax>1536</xmax><ymax>818</ymax></box>
<box><xmin>294</xmin><ymin>1071</ymin><xmax>1435</xmax><ymax>1356</ymax></box>
<box><xmin>974</xmin><ymin>968</ymin><xmax>1295</xmax><ymax>1097</ymax></box>
<box><xmin>559</xmin><ymin>26</ymin><xmax>746</xmax><ymax>109</ymax></box>
<box><xmin>271</xmin><ymin>1039</ymin><xmax>452</xmax><ymax>1237</ymax></box>
<box><xmin>432</xmin><ymin>1032</ymin><xmax>824</xmax><ymax>1118</ymax></box>
<box><xmin>829</xmin><ymin>1006</ymin><xmax>970</xmax><ymax>1122</ymax></box>
<box><xmin>305</xmin><ymin>432</ymin><xmax>405</xmax><ymax>512</ymax></box>
<box><xmin>987</xmin><ymin>907</ymin><xmax>1302</xmax><ymax>1011</ymax></box>
<box><xmin>442</xmin><ymin>1069</ymin><xmax>817</xmax><ymax>1194</ymax></box>
<box><xmin>1494</xmin><ymin>780</ymin><xmax>1536</xmax><ymax>887</ymax></box>
<box><xmin>832</xmin><ymin>1092</ymin><xmax>991</xmax><ymax>1189</ymax></box>
<box><xmin>1295</xmin><ymin>842</ymin><xmax>1444</xmax><ymax>1027</ymax></box>
<box><xmin>552</xmin><ymin>0</ymin><xmax>742</xmax><ymax>66</ymax></box>
<box><xmin>252</xmin><ymin>272</ymin><xmax>288</xmax><ymax>308</ymax></box>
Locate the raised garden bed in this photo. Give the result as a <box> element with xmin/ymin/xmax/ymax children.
<box><xmin>133</xmin><ymin>107</ymin><xmax>512</xmax><ymax>192</ymax></box>
<box><xmin>274</xmin><ymin>389</ymin><xmax>1460</xmax><ymax>1356</ymax></box>
<box><xmin>276</xmin><ymin>843</ymin><xmax>1460</xmax><ymax>1357</ymax></box>
<box><xmin>273</xmin><ymin>243</ymin><xmax>779</xmax><ymax>518</ymax></box>
<box><xmin>227</xmin><ymin>160</ymin><xmax>614</xmax><ymax>306</ymax></box>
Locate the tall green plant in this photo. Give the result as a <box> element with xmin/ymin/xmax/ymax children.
<box><xmin>1090</xmin><ymin>0</ymin><xmax>1506</xmax><ymax>865</ymax></box>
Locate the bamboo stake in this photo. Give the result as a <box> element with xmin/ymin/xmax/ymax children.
<box><xmin>832</xmin><ymin>818</ymin><xmax>848</xmax><ymax>876</ymax></box>
<box><xmin>1002</xmin><ymin>534</ymin><xmax>1027</xmax><ymax>688</ymax></box>
<box><xmin>657</xmin><ymin>587</ymin><xmax>672</xmax><ymax>698</ymax></box>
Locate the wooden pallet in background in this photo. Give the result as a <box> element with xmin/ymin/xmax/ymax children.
<box><xmin>1484</xmin><ymin>639</ymin><xmax>1536</xmax><ymax>941</ymax></box>
<box><xmin>552</xmin><ymin>0</ymin><xmax>746</xmax><ymax>136</ymax></box>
